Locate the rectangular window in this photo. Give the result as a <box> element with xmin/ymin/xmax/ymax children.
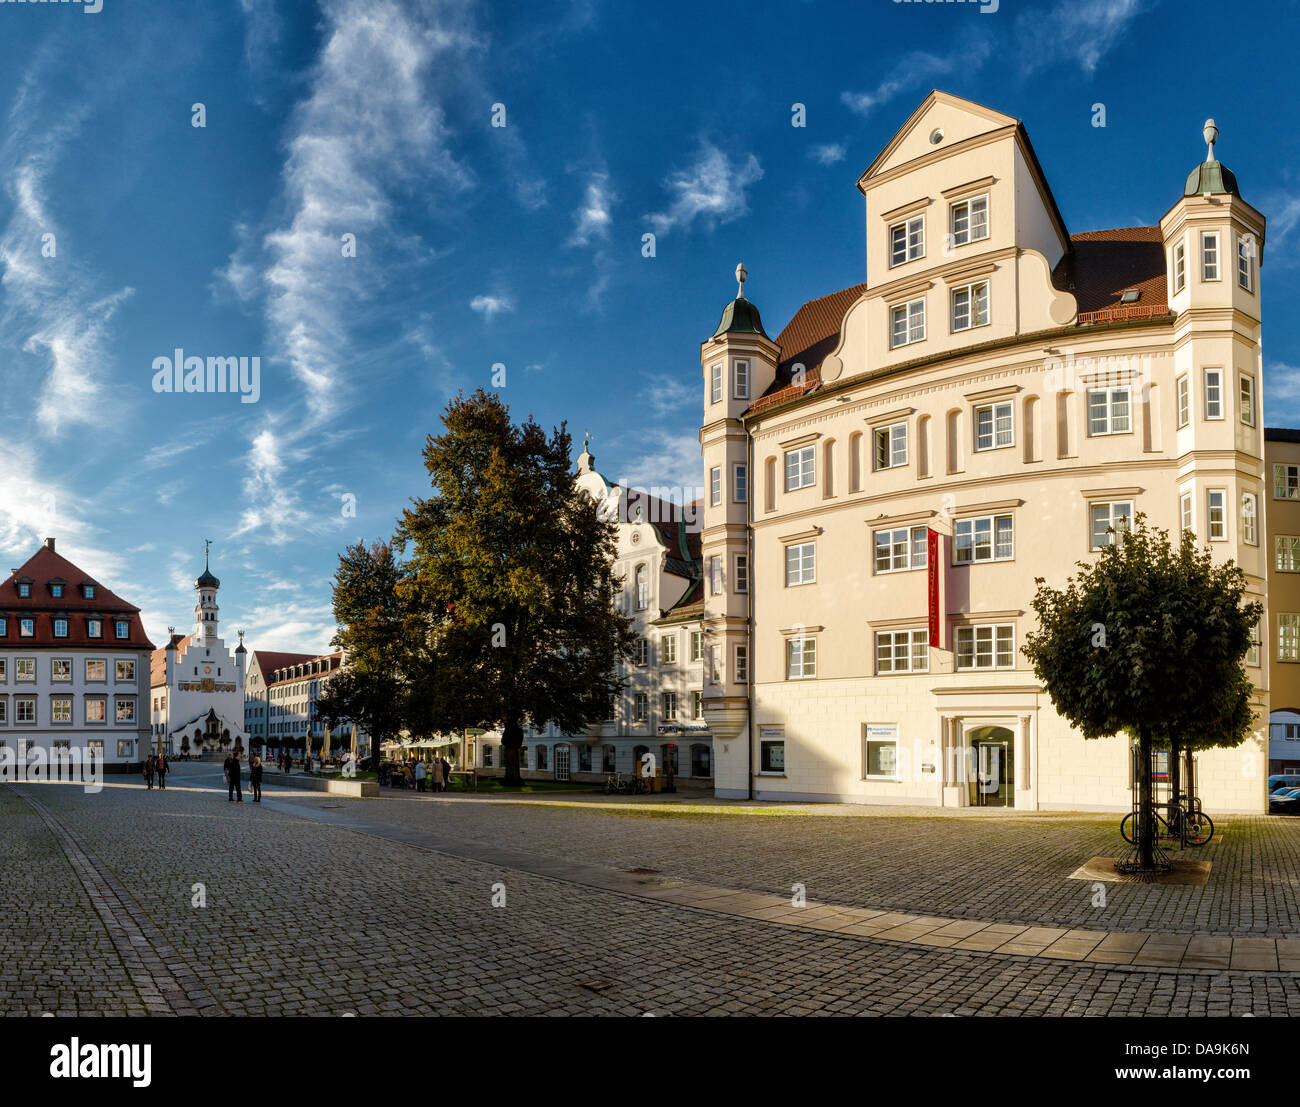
<box><xmin>635</xmin><ymin>638</ymin><xmax>650</xmax><ymax>666</ymax></box>
<box><xmin>1176</xmin><ymin>375</ymin><xmax>1190</xmax><ymax>428</ymax></box>
<box><xmin>689</xmin><ymin>631</ymin><xmax>703</xmax><ymax>662</ymax></box>
<box><xmin>86</xmin><ymin>659</ymin><xmax>106</xmax><ymax>681</ymax></box>
<box><xmin>51</xmin><ymin>698</ymin><xmax>72</xmax><ymax>723</ymax></box>
<box><xmin>1237</xmin><ymin>236</ymin><xmax>1253</xmax><ymax>291</ymax></box>
<box><xmin>1207</xmin><ymin>489</ymin><xmax>1227</xmax><ymax>540</ymax></box>
<box><xmin>0</xmin><ymin>700</ymin><xmax>6</xmax><ymax>722</ymax></box>
<box><xmin>734</xmin><ymin>644</ymin><xmax>749</xmax><ymax>684</ymax></box>
<box><xmin>1173</xmin><ymin>241</ymin><xmax>1186</xmax><ymax>294</ymax></box>
<box><xmin>1280</xmin><ymin>614</ymin><xmax>1300</xmax><ymax>662</ymax></box>
<box><xmin>710</xmin><ymin>646</ymin><xmax>721</xmax><ymax>684</ymax></box>
<box><xmin>1201</xmin><ymin>231</ymin><xmax>1219</xmax><ymax>281</ymax></box>
<box><xmin>949</xmin><ymin>195</ymin><xmax>988</xmax><ymax>247</ymax></box>
<box><xmin>1089</xmin><ymin>501</ymin><xmax>1133</xmax><ymax>550</ymax></box>
<box><xmin>87</xmin><ymin>619</ymin><xmax>102</xmax><ymax>638</ymax></box>
<box><xmin>733</xmin><ymin>464</ymin><xmax>747</xmax><ymax>503</ymax></box>
<box><xmin>16</xmin><ymin>658</ymin><xmax>35</xmax><ymax>682</ymax></box>
<box><xmin>955</xmin><ymin>625</ymin><xmax>1015</xmax><ymax>670</ymax></box>
<box><xmin>1181</xmin><ymin>490</ymin><xmax>1194</xmax><ymax>535</ymax></box>
<box><xmin>85</xmin><ymin>699</ymin><xmax>106</xmax><ymax>723</ymax></box>
<box><xmin>864</xmin><ymin>728</ymin><xmax>899</xmax><ymax>779</ymax></box>
<box><xmin>974</xmin><ymin>401</ymin><xmax>1013</xmax><ymax>451</ymax></box>
<box><xmin>710</xmin><ymin>466</ymin><xmax>722</xmax><ymax>506</ymax></box>
<box><xmin>53</xmin><ymin>618</ymin><xmax>68</xmax><ymax>638</ymax></box>
<box><xmin>710</xmin><ymin>364</ymin><xmax>722</xmax><ymax>404</ymax></box>
<box><xmin>785</xmin><ymin>637</ymin><xmax>816</xmax><ymax>679</ymax></box>
<box><xmin>16</xmin><ymin>700</ymin><xmax>35</xmax><ymax>724</ymax></box>
<box><xmin>784</xmin><ymin>445</ymin><xmax>815</xmax><ymax>491</ymax></box>
<box><xmin>1276</xmin><ymin>464</ymin><xmax>1300</xmax><ymax>500</ymax></box>
<box><xmin>662</xmin><ymin>634</ymin><xmax>677</xmax><ymax>664</ymax></box>
<box><xmin>950</xmin><ymin>280</ymin><xmax>990</xmax><ymax>332</ymax></box>
<box><xmin>873</xmin><ymin>422</ymin><xmax>908</xmax><ymax>470</ymax></box>
<box><xmin>873</xmin><ymin>525</ymin><xmax>928</xmax><ymax>574</ymax></box>
<box><xmin>115</xmin><ymin>621</ymin><xmax>129</xmax><ymax>640</ymax></box>
<box><xmin>1277</xmin><ymin>536</ymin><xmax>1300</xmax><ymax>572</ymax></box>
<box><xmin>50</xmin><ymin>583</ymin><xmax>63</xmax><ymax>598</ymax></box>
<box><xmin>1204</xmin><ymin>369</ymin><xmax>1222</xmax><ymax>419</ymax></box>
<box><xmin>1248</xmin><ymin>619</ymin><xmax>1262</xmax><ymax>668</ymax></box>
<box><xmin>692</xmin><ymin>691</ymin><xmax>703</xmax><ymax>719</ymax></box>
<box><xmin>116</xmin><ymin>660</ymin><xmax>136</xmax><ymax>682</ymax></box>
<box><xmin>760</xmin><ymin>739</ymin><xmax>785</xmax><ymax>774</ymax></box>
<box><xmin>1242</xmin><ymin>493</ymin><xmax>1258</xmax><ymax>546</ymax></box>
<box><xmin>1086</xmin><ymin>388</ymin><xmax>1131</xmax><ymax>436</ymax></box>
<box><xmin>18</xmin><ymin>619</ymin><xmax>34</xmax><ymax>638</ymax></box>
<box><xmin>52</xmin><ymin>659</ymin><xmax>71</xmax><ymax>681</ymax></box>
<box><xmin>733</xmin><ymin>360</ymin><xmax>750</xmax><ymax>399</ymax></box>
<box><xmin>875</xmin><ymin>628</ymin><xmax>929</xmax><ymax>674</ymax></box>
<box><xmin>954</xmin><ymin>514</ymin><xmax>1014</xmax><ymax>563</ymax></box>
<box><xmin>889</xmin><ymin>298</ymin><xmax>926</xmax><ymax>349</ymax></box>
<box><xmin>662</xmin><ymin>692</ymin><xmax>678</xmax><ymax>721</ymax></box>
<box><xmin>785</xmin><ymin>542</ymin><xmax>816</xmax><ymax>586</ymax></box>
<box><xmin>633</xmin><ymin>693</ymin><xmax>648</xmax><ymax>721</ymax></box>
<box><xmin>1240</xmin><ymin>375</ymin><xmax>1256</xmax><ymax>427</ymax></box>
<box><xmin>709</xmin><ymin>556</ymin><xmax>723</xmax><ymax>596</ymax></box>
<box><xmin>735</xmin><ymin>554</ymin><xmax>749</xmax><ymax>594</ymax></box>
<box><xmin>888</xmin><ymin>214</ymin><xmax>925</xmax><ymax>267</ymax></box>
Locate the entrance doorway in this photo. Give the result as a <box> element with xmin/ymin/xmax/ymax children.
<box><xmin>554</xmin><ymin>743</ymin><xmax>571</xmax><ymax>782</ymax></box>
<box><xmin>968</xmin><ymin>725</ymin><xmax>1015</xmax><ymax>808</ymax></box>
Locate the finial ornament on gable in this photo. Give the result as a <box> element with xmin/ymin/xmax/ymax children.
<box><xmin>1203</xmin><ymin>118</ymin><xmax>1218</xmax><ymax>163</ymax></box>
<box><xmin>735</xmin><ymin>261</ymin><xmax>748</xmax><ymax>300</ymax></box>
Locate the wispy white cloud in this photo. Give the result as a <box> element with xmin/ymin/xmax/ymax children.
<box><xmin>1015</xmin><ymin>0</ymin><xmax>1148</xmax><ymax>75</ymax></box>
<box><xmin>1265</xmin><ymin>362</ymin><xmax>1300</xmax><ymax>424</ymax></box>
<box><xmin>470</xmin><ymin>293</ymin><xmax>515</xmax><ymax>321</ymax></box>
<box><xmin>841</xmin><ymin>50</ymin><xmax>971</xmax><ymax>117</ymax></box>
<box><xmin>809</xmin><ymin>142</ymin><xmax>847</xmax><ymax>166</ymax></box>
<box><xmin>616</xmin><ymin>430</ymin><xmax>704</xmax><ymax>499</ymax></box>
<box><xmin>568</xmin><ymin>170</ymin><xmax>615</xmax><ymax>246</ymax></box>
<box><xmin>636</xmin><ymin>373</ymin><xmax>696</xmax><ymax>418</ymax></box>
<box><xmin>646</xmin><ymin>141</ymin><xmax>764</xmax><ymax>237</ymax></box>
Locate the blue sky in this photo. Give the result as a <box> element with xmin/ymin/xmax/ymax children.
<box><xmin>0</xmin><ymin>0</ymin><xmax>1296</xmax><ymax>654</ymax></box>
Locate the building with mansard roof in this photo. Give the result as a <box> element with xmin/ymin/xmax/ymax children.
<box><xmin>698</xmin><ymin>92</ymin><xmax>1270</xmax><ymax>812</ymax></box>
<box><xmin>243</xmin><ymin>648</ymin><xmax>370</xmax><ymax>759</ymax></box>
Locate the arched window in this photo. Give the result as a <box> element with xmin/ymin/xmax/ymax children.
<box><xmin>849</xmin><ymin>432</ymin><xmax>863</xmax><ymax>492</ymax></box>
<box><xmin>634</xmin><ymin>564</ymin><xmax>649</xmax><ymax>611</ymax></box>
<box><xmin>946</xmin><ymin>409</ymin><xmax>963</xmax><ymax>474</ymax></box>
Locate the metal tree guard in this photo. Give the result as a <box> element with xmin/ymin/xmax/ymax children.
<box><xmin>1116</xmin><ymin>738</ymin><xmax>1173</xmax><ymax>875</ymax></box>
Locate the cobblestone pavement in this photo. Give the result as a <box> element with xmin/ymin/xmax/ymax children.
<box><xmin>258</xmin><ymin>783</ymin><xmax>1300</xmax><ymax>937</ymax></box>
<box><xmin>4</xmin><ymin>768</ymin><xmax>1300</xmax><ymax>1016</ymax></box>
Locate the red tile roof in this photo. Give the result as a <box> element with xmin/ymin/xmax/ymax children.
<box><xmin>250</xmin><ymin>650</ymin><xmax>318</xmax><ymax>685</ymax></box>
<box><xmin>1052</xmin><ymin>227</ymin><xmax>1169</xmax><ymax>318</ymax></box>
<box><xmin>0</xmin><ymin>544</ymin><xmax>154</xmax><ymax>650</ymax></box>
<box><xmin>150</xmin><ymin>633</ymin><xmax>195</xmax><ymax>686</ymax></box>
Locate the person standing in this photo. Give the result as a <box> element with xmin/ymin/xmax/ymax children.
<box><xmin>250</xmin><ymin>756</ymin><xmax>263</xmax><ymax>803</ymax></box>
<box><xmin>225</xmin><ymin>751</ymin><xmax>243</xmax><ymax>802</ymax></box>
<box><xmin>440</xmin><ymin>756</ymin><xmax>452</xmax><ymax>793</ymax></box>
<box><xmin>415</xmin><ymin>759</ymin><xmax>427</xmax><ymax>793</ymax></box>
<box><xmin>143</xmin><ymin>754</ymin><xmax>155</xmax><ymax>790</ymax></box>
<box><xmin>156</xmin><ymin>753</ymin><xmax>168</xmax><ymax>790</ymax></box>
<box><xmin>430</xmin><ymin>756</ymin><xmax>444</xmax><ymax>793</ymax></box>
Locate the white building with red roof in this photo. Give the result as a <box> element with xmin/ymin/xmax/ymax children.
<box><xmin>0</xmin><ymin>537</ymin><xmax>154</xmax><ymax>769</ymax></box>
<box><xmin>149</xmin><ymin>548</ymin><xmax>249</xmax><ymax>757</ymax></box>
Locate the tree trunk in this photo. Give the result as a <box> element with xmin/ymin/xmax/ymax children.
<box><xmin>502</xmin><ymin>717</ymin><xmax>524</xmax><ymax>787</ymax></box>
<box><xmin>1138</xmin><ymin>725</ymin><xmax>1155</xmax><ymax>870</ymax></box>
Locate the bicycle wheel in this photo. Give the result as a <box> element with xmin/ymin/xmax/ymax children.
<box><xmin>1184</xmin><ymin>812</ymin><xmax>1214</xmax><ymax>846</ymax></box>
<box><xmin>1121</xmin><ymin>811</ymin><xmax>1168</xmax><ymax>844</ymax></box>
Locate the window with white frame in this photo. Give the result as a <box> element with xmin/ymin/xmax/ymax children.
<box><xmin>735</xmin><ymin>554</ymin><xmax>749</xmax><ymax>594</ymax></box>
<box><xmin>1089</xmin><ymin>501</ymin><xmax>1133</xmax><ymax>550</ymax></box>
<box><xmin>1237</xmin><ymin>236</ymin><xmax>1254</xmax><ymax>291</ymax></box>
<box><xmin>784</xmin><ymin>445</ymin><xmax>815</xmax><ymax>491</ymax></box>
<box><xmin>733</xmin><ymin>463</ymin><xmax>747</xmax><ymax>503</ymax></box>
<box><xmin>949</xmin><ymin>195</ymin><xmax>988</xmax><ymax>247</ymax></box>
<box><xmin>662</xmin><ymin>692</ymin><xmax>678</xmax><ymax>721</ymax></box>
<box><xmin>950</xmin><ymin>280</ymin><xmax>989</xmax><ymax>332</ymax></box>
<box><xmin>733</xmin><ymin>360</ymin><xmax>750</xmax><ymax>399</ymax></box>
<box><xmin>115</xmin><ymin>621</ymin><xmax>129</xmax><ymax>640</ymax></box>
<box><xmin>1086</xmin><ymin>388</ymin><xmax>1131</xmax><ymax>436</ymax></box>
<box><xmin>785</xmin><ymin>637</ymin><xmax>816</xmax><ymax>679</ymax></box>
<box><xmin>1280</xmin><ymin>614</ymin><xmax>1300</xmax><ymax>662</ymax></box>
<box><xmin>873</xmin><ymin>525</ymin><xmax>928</xmax><ymax>574</ymax></box>
<box><xmin>864</xmin><ymin>727</ymin><xmax>899</xmax><ymax>779</ymax></box>
<box><xmin>734</xmin><ymin>644</ymin><xmax>749</xmax><ymax>684</ymax></box>
<box><xmin>692</xmin><ymin>691</ymin><xmax>703</xmax><ymax>718</ymax></box>
<box><xmin>662</xmin><ymin>634</ymin><xmax>677</xmax><ymax>664</ymax></box>
<box><xmin>634</xmin><ymin>565</ymin><xmax>648</xmax><ymax>611</ymax></box>
<box><xmin>974</xmin><ymin>401</ymin><xmax>1013</xmax><ymax>451</ymax></box>
<box><xmin>16</xmin><ymin>699</ymin><xmax>35</xmax><ymax>724</ymax></box>
<box><xmin>1277</xmin><ymin>536</ymin><xmax>1300</xmax><ymax>572</ymax></box>
<box><xmin>116</xmin><ymin>699</ymin><xmax>136</xmax><ymax>723</ymax></box>
<box><xmin>889</xmin><ymin>298</ymin><xmax>926</xmax><ymax>348</ymax></box>
<box><xmin>85</xmin><ymin>699</ymin><xmax>106</xmax><ymax>724</ymax></box>
<box><xmin>710</xmin><ymin>466</ymin><xmax>722</xmax><ymax>506</ymax></box>
<box><xmin>955</xmin><ymin>624</ymin><xmax>1015</xmax><ymax>670</ymax></box>
<box><xmin>1242</xmin><ymin>492</ymin><xmax>1258</xmax><ymax>546</ymax></box>
<box><xmin>875</xmin><ymin>628</ymin><xmax>929</xmax><ymax>674</ymax></box>
<box><xmin>1176</xmin><ymin>375</ymin><xmax>1190</xmax><ymax>428</ymax></box>
<box><xmin>1201</xmin><ymin>231</ymin><xmax>1219</xmax><ymax>281</ymax></box>
<box><xmin>52</xmin><ymin>659</ymin><xmax>71</xmax><ymax>682</ymax></box>
<box><xmin>889</xmin><ymin>214</ymin><xmax>924</xmax><ymax>267</ymax></box>
<box><xmin>116</xmin><ymin>659</ymin><xmax>135</xmax><ymax>682</ymax></box>
<box><xmin>1181</xmin><ymin>490</ymin><xmax>1194</xmax><ymax>535</ymax></box>
<box><xmin>18</xmin><ymin>619</ymin><xmax>34</xmax><ymax>638</ymax></box>
<box><xmin>635</xmin><ymin>638</ymin><xmax>650</xmax><ymax>666</ymax></box>
<box><xmin>760</xmin><ymin>738</ymin><xmax>785</xmax><ymax>774</ymax></box>
<box><xmin>87</xmin><ymin>618</ymin><xmax>101</xmax><ymax>638</ymax></box>
<box><xmin>1204</xmin><ymin>369</ymin><xmax>1223</xmax><ymax>419</ymax></box>
<box><xmin>710</xmin><ymin>645</ymin><xmax>722</xmax><ymax>683</ymax></box>
<box><xmin>1207</xmin><ymin>489</ymin><xmax>1227</xmax><ymax>540</ymax></box>
<box><xmin>52</xmin><ymin>618</ymin><xmax>68</xmax><ymax>638</ymax></box>
<box><xmin>873</xmin><ymin>422</ymin><xmax>908</xmax><ymax>470</ymax></box>
<box><xmin>1276</xmin><ymin>464</ymin><xmax>1300</xmax><ymax>500</ymax></box>
<box><xmin>16</xmin><ymin>658</ymin><xmax>35</xmax><ymax>682</ymax></box>
<box><xmin>954</xmin><ymin>514</ymin><xmax>1014</xmax><ymax>563</ymax></box>
<box><xmin>785</xmin><ymin>542</ymin><xmax>816</xmax><ymax>586</ymax></box>
<box><xmin>1240</xmin><ymin>375</ymin><xmax>1256</xmax><ymax>427</ymax></box>
<box><xmin>709</xmin><ymin>556</ymin><xmax>723</xmax><ymax>596</ymax></box>
<box><xmin>1248</xmin><ymin>619</ymin><xmax>1262</xmax><ymax>668</ymax></box>
<box><xmin>689</xmin><ymin>631</ymin><xmax>702</xmax><ymax>662</ymax></box>
<box><xmin>633</xmin><ymin>693</ymin><xmax>649</xmax><ymax>721</ymax></box>
<box><xmin>710</xmin><ymin>364</ymin><xmax>722</xmax><ymax>404</ymax></box>
<box><xmin>1173</xmin><ymin>241</ymin><xmax>1186</xmax><ymax>294</ymax></box>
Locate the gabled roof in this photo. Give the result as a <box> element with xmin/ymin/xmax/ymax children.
<box><xmin>249</xmin><ymin>650</ymin><xmax>317</xmax><ymax>684</ymax></box>
<box><xmin>1051</xmin><ymin>227</ymin><xmax>1169</xmax><ymax>317</ymax></box>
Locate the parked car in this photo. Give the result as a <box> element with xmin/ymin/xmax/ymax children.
<box><xmin>1269</xmin><ymin>775</ymin><xmax>1300</xmax><ymax>793</ymax></box>
<box><xmin>1269</xmin><ymin>788</ymin><xmax>1300</xmax><ymax>813</ymax></box>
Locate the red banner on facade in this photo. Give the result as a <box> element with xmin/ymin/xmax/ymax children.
<box><xmin>927</xmin><ymin>528</ymin><xmax>940</xmax><ymax>646</ymax></box>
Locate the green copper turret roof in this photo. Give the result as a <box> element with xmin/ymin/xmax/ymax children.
<box><xmin>1184</xmin><ymin>160</ymin><xmax>1240</xmax><ymax>198</ymax></box>
<box><xmin>712</xmin><ymin>295</ymin><xmax>768</xmax><ymax>339</ymax></box>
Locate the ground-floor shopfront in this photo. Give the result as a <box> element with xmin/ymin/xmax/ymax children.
<box><xmin>711</xmin><ymin>676</ymin><xmax>1268</xmax><ymax>814</ymax></box>
<box><xmin>478</xmin><ymin>728</ymin><xmax>715</xmax><ymax>786</ymax></box>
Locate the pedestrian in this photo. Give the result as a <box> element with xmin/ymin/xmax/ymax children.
<box><xmin>156</xmin><ymin>753</ymin><xmax>168</xmax><ymax>790</ymax></box>
<box><xmin>250</xmin><ymin>756</ymin><xmax>263</xmax><ymax>803</ymax></box>
<box><xmin>225</xmin><ymin>750</ymin><xmax>243</xmax><ymax>802</ymax></box>
<box><xmin>415</xmin><ymin>759</ymin><xmax>427</xmax><ymax>793</ymax></box>
<box><xmin>402</xmin><ymin>761</ymin><xmax>414</xmax><ymax>790</ymax></box>
<box><xmin>430</xmin><ymin>756</ymin><xmax>444</xmax><ymax>793</ymax></box>
<box><xmin>143</xmin><ymin>754</ymin><xmax>154</xmax><ymax>790</ymax></box>
<box><xmin>440</xmin><ymin>756</ymin><xmax>452</xmax><ymax>793</ymax></box>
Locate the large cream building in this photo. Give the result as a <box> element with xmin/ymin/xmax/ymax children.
<box><xmin>699</xmin><ymin>91</ymin><xmax>1269</xmax><ymax>813</ymax></box>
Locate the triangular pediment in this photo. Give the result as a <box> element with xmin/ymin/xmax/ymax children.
<box><xmin>859</xmin><ymin>90</ymin><xmax>1018</xmax><ymax>185</ymax></box>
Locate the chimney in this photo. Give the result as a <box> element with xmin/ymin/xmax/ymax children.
<box><xmin>44</xmin><ymin>537</ymin><xmax>55</xmax><ymax>551</ymax></box>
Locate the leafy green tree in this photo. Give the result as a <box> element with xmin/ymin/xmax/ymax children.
<box><xmin>397</xmin><ymin>389</ymin><xmax>636</xmax><ymax>785</ymax></box>
<box><xmin>315</xmin><ymin>541</ymin><xmax>411</xmax><ymax>765</ymax></box>
<box><xmin>1023</xmin><ymin>515</ymin><xmax>1261</xmax><ymax>870</ymax></box>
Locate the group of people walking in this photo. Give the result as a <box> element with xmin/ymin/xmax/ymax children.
<box><xmin>142</xmin><ymin>753</ymin><xmax>169</xmax><ymax>789</ymax></box>
<box><xmin>222</xmin><ymin>751</ymin><xmax>263</xmax><ymax>803</ymax></box>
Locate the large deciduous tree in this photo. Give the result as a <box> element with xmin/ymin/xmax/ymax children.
<box><xmin>397</xmin><ymin>389</ymin><xmax>636</xmax><ymax>785</ymax></box>
<box><xmin>1022</xmin><ymin>515</ymin><xmax>1261</xmax><ymax>871</ymax></box>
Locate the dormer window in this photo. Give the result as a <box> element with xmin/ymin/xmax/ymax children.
<box><xmin>53</xmin><ymin>618</ymin><xmax>68</xmax><ymax>638</ymax></box>
<box><xmin>949</xmin><ymin>196</ymin><xmax>988</xmax><ymax>247</ymax></box>
<box><xmin>115</xmin><ymin>620</ymin><xmax>130</xmax><ymax>640</ymax></box>
<box><xmin>87</xmin><ymin>618</ymin><xmax>102</xmax><ymax>639</ymax></box>
<box><xmin>19</xmin><ymin>618</ymin><xmax>34</xmax><ymax>637</ymax></box>
<box><xmin>50</xmin><ymin>582</ymin><xmax>64</xmax><ymax>598</ymax></box>
<box><xmin>82</xmin><ymin>584</ymin><xmax>96</xmax><ymax>599</ymax></box>
<box><xmin>16</xmin><ymin>582</ymin><xmax>31</xmax><ymax>598</ymax></box>
<box><xmin>889</xmin><ymin>215</ymin><xmax>925</xmax><ymax>267</ymax></box>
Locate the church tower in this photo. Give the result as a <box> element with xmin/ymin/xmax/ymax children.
<box><xmin>194</xmin><ymin>543</ymin><xmax>221</xmax><ymax>641</ymax></box>
<box><xmin>699</xmin><ymin>264</ymin><xmax>779</xmax><ymax>797</ymax></box>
